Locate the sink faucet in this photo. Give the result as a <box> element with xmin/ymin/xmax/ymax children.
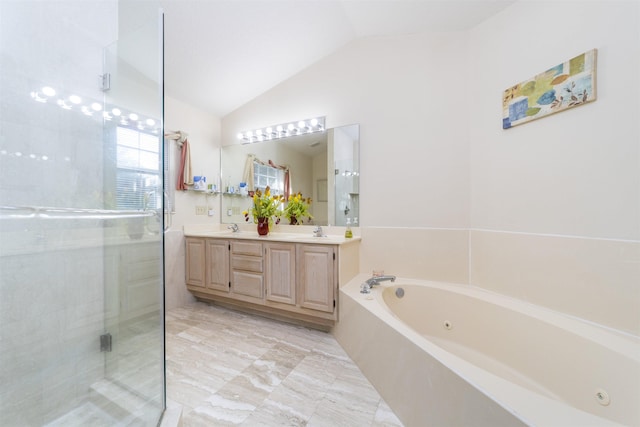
<box><xmin>313</xmin><ymin>226</ymin><xmax>325</xmax><ymax>237</ymax></box>
<box><xmin>360</xmin><ymin>275</ymin><xmax>396</xmax><ymax>294</ymax></box>
<box><xmin>228</xmin><ymin>223</ymin><xmax>239</xmax><ymax>233</ymax></box>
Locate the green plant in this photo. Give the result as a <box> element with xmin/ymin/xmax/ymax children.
<box><xmin>283</xmin><ymin>192</ymin><xmax>313</xmax><ymax>224</ymax></box>
<box><xmin>243</xmin><ymin>186</ymin><xmax>283</xmax><ymax>225</ymax></box>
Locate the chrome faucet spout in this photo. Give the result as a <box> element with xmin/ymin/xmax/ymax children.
<box><xmin>228</xmin><ymin>223</ymin><xmax>239</xmax><ymax>233</ymax></box>
<box><xmin>360</xmin><ymin>275</ymin><xmax>396</xmax><ymax>293</ymax></box>
<box><xmin>369</xmin><ymin>275</ymin><xmax>396</xmax><ymax>285</ymax></box>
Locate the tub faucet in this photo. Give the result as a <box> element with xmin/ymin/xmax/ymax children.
<box><xmin>228</xmin><ymin>223</ymin><xmax>239</xmax><ymax>233</ymax></box>
<box><xmin>360</xmin><ymin>275</ymin><xmax>396</xmax><ymax>294</ymax></box>
<box><xmin>313</xmin><ymin>226</ymin><xmax>325</xmax><ymax>237</ymax></box>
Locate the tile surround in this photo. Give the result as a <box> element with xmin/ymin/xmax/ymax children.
<box><xmin>358</xmin><ymin>227</ymin><xmax>469</xmax><ymax>284</ymax></box>
<box><xmin>470</xmin><ymin>229</ymin><xmax>640</xmax><ymax>335</ymax></box>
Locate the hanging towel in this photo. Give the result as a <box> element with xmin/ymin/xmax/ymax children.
<box><xmin>243</xmin><ymin>154</ymin><xmax>256</xmax><ymax>192</ymax></box>
<box><xmin>177</xmin><ymin>139</ymin><xmax>193</xmax><ymax>190</ymax></box>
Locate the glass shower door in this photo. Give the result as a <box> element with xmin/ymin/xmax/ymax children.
<box><xmin>0</xmin><ymin>2</ymin><xmax>164</xmax><ymax>425</ymax></box>
<box><xmin>101</xmin><ymin>10</ymin><xmax>165</xmax><ymax>426</ymax></box>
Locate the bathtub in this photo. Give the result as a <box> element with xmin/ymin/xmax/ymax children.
<box><xmin>333</xmin><ymin>274</ymin><xmax>640</xmax><ymax>426</ymax></box>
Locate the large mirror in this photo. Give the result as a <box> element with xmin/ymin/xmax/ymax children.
<box><xmin>221</xmin><ymin>124</ymin><xmax>359</xmax><ymax>227</ymax></box>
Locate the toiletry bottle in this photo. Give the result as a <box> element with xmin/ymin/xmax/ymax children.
<box><xmin>344</xmin><ymin>218</ymin><xmax>353</xmax><ymax>238</ymax></box>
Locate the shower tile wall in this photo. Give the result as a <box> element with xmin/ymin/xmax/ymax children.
<box><xmin>0</xmin><ymin>1</ymin><xmax>119</xmax><ymax>424</ymax></box>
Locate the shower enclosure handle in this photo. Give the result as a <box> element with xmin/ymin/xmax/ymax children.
<box><xmin>163</xmin><ymin>191</ymin><xmax>171</xmax><ymax>232</ymax></box>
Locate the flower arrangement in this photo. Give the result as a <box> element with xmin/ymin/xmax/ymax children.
<box><xmin>243</xmin><ymin>186</ymin><xmax>283</xmax><ymax>226</ymax></box>
<box><xmin>283</xmin><ymin>192</ymin><xmax>313</xmax><ymax>225</ymax></box>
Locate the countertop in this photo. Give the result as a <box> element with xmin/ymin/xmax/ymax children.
<box><xmin>183</xmin><ymin>224</ymin><xmax>361</xmax><ymax>246</ymax></box>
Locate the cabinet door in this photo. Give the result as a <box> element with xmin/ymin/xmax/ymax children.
<box><xmin>297</xmin><ymin>244</ymin><xmax>335</xmax><ymax>313</ymax></box>
<box><xmin>265</xmin><ymin>243</ymin><xmax>296</xmax><ymax>305</ymax></box>
<box><xmin>206</xmin><ymin>239</ymin><xmax>230</xmax><ymax>292</ymax></box>
<box><xmin>185</xmin><ymin>238</ymin><xmax>206</xmax><ymax>287</ymax></box>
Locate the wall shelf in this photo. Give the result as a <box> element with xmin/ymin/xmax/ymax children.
<box><xmin>182</xmin><ymin>189</ymin><xmax>219</xmax><ymax>196</ymax></box>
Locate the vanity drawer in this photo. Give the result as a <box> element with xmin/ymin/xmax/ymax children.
<box><xmin>231</xmin><ymin>271</ymin><xmax>263</xmax><ymax>299</ymax></box>
<box><xmin>231</xmin><ymin>241</ymin><xmax>262</xmax><ymax>257</ymax></box>
<box><xmin>231</xmin><ymin>254</ymin><xmax>263</xmax><ymax>273</ymax></box>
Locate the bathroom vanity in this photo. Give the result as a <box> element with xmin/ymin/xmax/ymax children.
<box><xmin>184</xmin><ymin>228</ymin><xmax>360</xmax><ymax>328</ymax></box>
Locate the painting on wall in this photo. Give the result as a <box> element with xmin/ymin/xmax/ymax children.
<box><xmin>502</xmin><ymin>49</ymin><xmax>597</xmax><ymax>129</ymax></box>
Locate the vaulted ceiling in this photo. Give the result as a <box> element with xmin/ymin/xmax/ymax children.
<box><xmin>160</xmin><ymin>0</ymin><xmax>516</xmax><ymax>117</ymax></box>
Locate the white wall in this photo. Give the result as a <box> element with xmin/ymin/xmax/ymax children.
<box><xmin>222</xmin><ymin>33</ymin><xmax>469</xmax><ymax>288</ymax></box>
<box><xmin>219</xmin><ymin>1</ymin><xmax>639</xmax><ymax>334</ymax></box>
<box><xmin>223</xmin><ymin>32</ymin><xmax>472</xmax><ymax>284</ymax></box>
<box><xmin>223</xmin><ymin>32</ymin><xmax>470</xmax><ymax>229</ymax></box>
<box><xmin>164</xmin><ymin>95</ymin><xmax>220</xmax><ymax>309</ymax></box>
<box><xmin>166</xmin><ymin>95</ymin><xmax>221</xmax><ymax>230</ymax></box>
<box><xmin>468</xmin><ymin>0</ymin><xmax>639</xmax><ymax>334</ymax></box>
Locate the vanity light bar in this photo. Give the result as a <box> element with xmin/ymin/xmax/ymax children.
<box><xmin>237</xmin><ymin>117</ymin><xmax>325</xmax><ymax>144</ymax></box>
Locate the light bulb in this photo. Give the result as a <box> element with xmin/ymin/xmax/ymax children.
<box><xmin>297</xmin><ymin>121</ymin><xmax>306</xmax><ymax>128</ymax></box>
<box><xmin>69</xmin><ymin>95</ymin><xmax>82</xmax><ymax>104</ymax></box>
<box><xmin>112</xmin><ymin>108</ymin><xmax>121</xmax><ymax>116</ymax></box>
<box><xmin>266</xmin><ymin>127</ymin><xmax>273</xmax><ymax>134</ymax></box>
<box><xmin>146</xmin><ymin>118</ymin><xmax>155</xmax><ymax>126</ymax></box>
<box><xmin>276</xmin><ymin>125</ymin><xmax>283</xmax><ymax>133</ymax></box>
<box><xmin>287</xmin><ymin>124</ymin><xmax>294</xmax><ymax>131</ymax></box>
<box><xmin>310</xmin><ymin>118</ymin><xmax>318</xmax><ymax>127</ymax></box>
<box><xmin>237</xmin><ymin>133</ymin><xmax>244</xmax><ymax>140</ymax></box>
<box><xmin>42</xmin><ymin>86</ymin><xmax>56</xmax><ymax>97</ymax></box>
<box><xmin>91</xmin><ymin>102</ymin><xmax>102</xmax><ymax>111</ymax></box>
<box><xmin>129</xmin><ymin>113</ymin><xmax>139</xmax><ymax>121</ymax></box>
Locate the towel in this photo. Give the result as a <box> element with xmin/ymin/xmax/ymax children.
<box><xmin>177</xmin><ymin>139</ymin><xmax>193</xmax><ymax>190</ymax></box>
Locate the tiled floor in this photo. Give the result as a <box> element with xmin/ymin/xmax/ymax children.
<box><xmin>166</xmin><ymin>302</ymin><xmax>404</xmax><ymax>426</ymax></box>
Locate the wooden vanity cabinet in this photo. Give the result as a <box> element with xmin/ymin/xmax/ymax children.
<box><xmin>186</xmin><ymin>236</ymin><xmax>345</xmax><ymax>327</ymax></box>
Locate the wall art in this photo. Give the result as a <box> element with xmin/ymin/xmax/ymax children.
<box><xmin>502</xmin><ymin>49</ymin><xmax>597</xmax><ymax>129</ymax></box>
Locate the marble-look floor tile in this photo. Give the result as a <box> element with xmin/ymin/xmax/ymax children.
<box><xmin>166</xmin><ymin>302</ymin><xmax>403</xmax><ymax>427</ymax></box>
<box><xmin>373</xmin><ymin>399</ymin><xmax>405</xmax><ymax>427</ymax></box>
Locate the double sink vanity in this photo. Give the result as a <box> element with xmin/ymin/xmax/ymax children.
<box><xmin>184</xmin><ymin>225</ymin><xmax>360</xmax><ymax>328</ymax></box>
<box><xmin>184</xmin><ymin>120</ymin><xmax>361</xmax><ymax>328</ymax></box>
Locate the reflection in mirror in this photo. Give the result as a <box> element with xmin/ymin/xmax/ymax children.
<box><xmin>221</xmin><ymin>124</ymin><xmax>359</xmax><ymax>226</ymax></box>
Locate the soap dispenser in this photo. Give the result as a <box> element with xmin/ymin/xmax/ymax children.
<box><xmin>344</xmin><ymin>218</ymin><xmax>353</xmax><ymax>238</ymax></box>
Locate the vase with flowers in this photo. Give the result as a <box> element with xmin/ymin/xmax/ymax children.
<box><xmin>283</xmin><ymin>192</ymin><xmax>313</xmax><ymax>225</ymax></box>
<box><xmin>243</xmin><ymin>186</ymin><xmax>283</xmax><ymax>235</ymax></box>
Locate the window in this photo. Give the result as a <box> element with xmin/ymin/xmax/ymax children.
<box><xmin>254</xmin><ymin>161</ymin><xmax>285</xmax><ymax>195</ymax></box>
<box><xmin>116</xmin><ymin>126</ymin><xmax>162</xmax><ymax>210</ymax></box>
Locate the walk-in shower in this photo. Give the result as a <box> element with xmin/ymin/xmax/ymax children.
<box><xmin>0</xmin><ymin>2</ymin><xmax>165</xmax><ymax>425</ymax></box>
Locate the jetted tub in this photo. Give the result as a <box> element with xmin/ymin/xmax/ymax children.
<box><xmin>333</xmin><ymin>274</ymin><xmax>640</xmax><ymax>426</ymax></box>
